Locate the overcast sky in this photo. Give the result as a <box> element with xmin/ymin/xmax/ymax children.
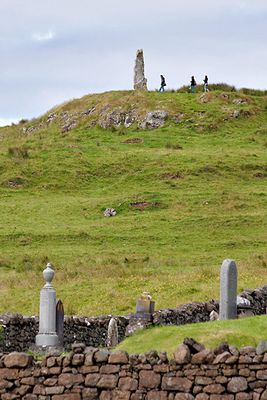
<box><xmin>0</xmin><ymin>0</ymin><xmax>266</xmax><ymax>126</ymax></box>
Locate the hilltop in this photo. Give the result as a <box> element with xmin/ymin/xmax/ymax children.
<box><xmin>0</xmin><ymin>89</ymin><xmax>266</xmax><ymax>316</ymax></box>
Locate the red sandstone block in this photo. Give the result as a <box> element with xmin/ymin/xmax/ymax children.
<box><xmin>0</xmin><ymin>368</ymin><xmax>19</xmax><ymax>379</ymax></box>
<box><xmin>82</xmin><ymin>387</ymin><xmax>99</xmax><ymax>400</ymax></box>
<box><xmin>146</xmin><ymin>391</ymin><xmax>168</xmax><ymax>400</ymax></box>
<box><xmin>100</xmin><ymin>365</ymin><xmax>120</xmax><ymax>374</ymax></box>
<box><xmin>58</xmin><ymin>373</ymin><xmax>84</xmax><ymax>387</ymax></box>
<box><xmin>52</xmin><ymin>394</ymin><xmax>81</xmax><ymax>400</ymax></box>
<box><xmin>118</xmin><ymin>377</ymin><xmax>138</xmax><ymax>391</ymax></box>
<box><xmin>203</xmin><ymin>384</ymin><xmax>225</xmax><ymax>394</ymax></box>
<box><xmin>97</xmin><ymin>374</ymin><xmax>119</xmax><ymax>389</ymax></box>
<box><xmin>161</xmin><ymin>376</ymin><xmax>192</xmax><ymax>392</ymax></box>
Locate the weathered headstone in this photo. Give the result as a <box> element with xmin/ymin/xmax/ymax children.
<box><xmin>56</xmin><ymin>299</ymin><xmax>64</xmax><ymax>347</ymax></box>
<box><xmin>136</xmin><ymin>292</ymin><xmax>155</xmax><ymax>319</ymax></box>
<box><xmin>133</xmin><ymin>49</ymin><xmax>148</xmax><ymax>91</ymax></box>
<box><xmin>106</xmin><ymin>317</ymin><xmax>119</xmax><ymax>348</ymax></box>
<box><xmin>35</xmin><ymin>262</ymin><xmax>59</xmax><ymax>347</ymax></box>
<box><xmin>219</xmin><ymin>259</ymin><xmax>237</xmax><ymax>320</ymax></box>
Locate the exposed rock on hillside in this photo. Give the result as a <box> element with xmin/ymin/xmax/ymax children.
<box><xmin>140</xmin><ymin>110</ymin><xmax>168</xmax><ymax>129</ymax></box>
<box><xmin>16</xmin><ymin>90</ymin><xmax>259</xmax><ymax>136</ymax></box>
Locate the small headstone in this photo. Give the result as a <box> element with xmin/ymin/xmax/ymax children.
<box><xmin>106</xmin><ymin>317</ymin><xmax>119</xmax><ymax>348</ymax></box>
<box><xmin>35</xmin><ymin>262</ymin><xmax>59</xmax><ymax>347</ymax></box>
<box><xmin>219</xmin><ymin>259</ymin><xmax>237</xmax><ymax>320</ymax></box>
<box><xmin>209</xmin><ymin>310</ymin><xmax>219</xmax><ymax>321</ymax></box>
<box><xmin>133</xmin><ymin>49</ymin><xmax>148</xmax><ymax>91</ymax></box>
<box><xmin>56</xmin><ymin>299</ymin><xmax>64</xmax><ymax>347</ymax></box>
<box><xmin>136</xmin><ymin>292</ymin><xmax>155</xmax><ymax>319</ymax></box>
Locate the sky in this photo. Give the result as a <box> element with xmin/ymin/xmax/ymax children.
<box><xmin>0</xmin><ymin>0</ymin><xmax>266</xmax><ymax>125</ymax></box>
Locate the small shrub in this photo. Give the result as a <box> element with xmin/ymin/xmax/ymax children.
<box><xmin>19</xmin><ymin>118</ymin><xmax>28</xmax><ymax>124</ymax></box>
<box><xmin>240</xmin><ymin>88</ymin><xmax>267</xmax><ymax>96</ymax></box>
<box><xmin>8</xmin><ymin>147</ymin><xmax>29</xmax><ymax>159</ymax></box>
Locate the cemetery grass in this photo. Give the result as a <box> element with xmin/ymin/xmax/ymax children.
<box><xmin>116</xmin><ymin>315</ymin><xmax>267</xmax><ymax>356</ymax></box>
<box><xmin>0</xmin><ymin>90</ymin><xmax>266</xmax><ymax>316</ymax></box>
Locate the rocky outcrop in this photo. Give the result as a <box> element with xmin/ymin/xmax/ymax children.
<box><xmin>140</xmin><ymin>110</ymin><xmax>168</xmax><ymax>129</ymax></box>
<box><xmin>133</xmin><ymin>49</ymin><xmax>147</xmax><ymax>91</ymax></box>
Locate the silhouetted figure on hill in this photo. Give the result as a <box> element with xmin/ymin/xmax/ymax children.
<box><xmin>203</xmin><ymin>75</ymin><xmax>209</xmax><ymax>92</ymax></box>
<box><xmin>159</xmin><ymin>75</ymin><xmax>166</xmax><ymax>92</ymax></box>
<box><xmin>190</xmin><ymin>76</ymin><xmax>196</xmax><ymax>93</ymax></box>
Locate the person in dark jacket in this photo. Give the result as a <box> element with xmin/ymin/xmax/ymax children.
<box><xmin>159</xmin><ymin>75</ymin><xmax>166</xmax><ymax>92</ymax></box>
<box><xmin>190</xmin><ymin>76</ymin><xmax>196</xmax><ymax>93</ymax></box>
<box><xmin>203</xmin><ymin>75</ymin><xmax>209</xmax><ymax>92</ymax></box>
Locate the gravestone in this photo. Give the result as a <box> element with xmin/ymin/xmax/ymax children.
<box><xmin>219</xmin><ymin>259</ymin><xmax>237</xmax><ymax>320</ymax></box>
<box><xmin>106</xmin><ymin>317</ymin><xmax>119</xmax><ymax>348</ymax></box>
<box><xmin>35</xmin><ymin>262</ymin><xmax>59</xmax><ymax>347</ymax></box>
<box><xmin>136</xmin><ymin>292</ymin><xmax>155</xmax><ymax>319</ymax></box>
<box><xmin>56</xmin><ymin>299</ymin><xmax>64</xmax><ymax>347</ymax></box>
<box><xmin>133</xmin><ymin>49</ymin><xmax>148</xmax><ymax>90</ymax></box>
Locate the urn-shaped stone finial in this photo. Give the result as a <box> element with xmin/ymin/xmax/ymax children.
<box><xmin>43</xmin><ymin>262</ymin><xmax>55</xmax><ymax>286</ymax></box>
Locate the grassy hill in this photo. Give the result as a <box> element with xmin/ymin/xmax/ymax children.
<box><xmin>0</xmin><ymin>89</ymin><xmax>266</xmax><ymax>316</ymax></box>
<box><xmin>116</xmin><ymin>315</ymin><xmax>267</xmax><ymax>356</ymax></box>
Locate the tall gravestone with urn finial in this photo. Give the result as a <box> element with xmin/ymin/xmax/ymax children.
<box><xmin>35</xmin><ymin>262</ymin><xmax>59</xmax><ymax>347</ymax></box>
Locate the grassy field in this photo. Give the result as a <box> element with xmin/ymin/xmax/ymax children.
<box><xmin>0</xmin><ymin>90</ymin><xmax>266</xmax><ymax>316</ymax></box>
<box><xmin>116</xmin><ymin>315</ymin><xmax>267</xmax><ymax>356</ymax></box>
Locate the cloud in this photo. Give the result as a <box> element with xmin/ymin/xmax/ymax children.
<box><xmin>32</xmin><ymin>30</ymin><xmax>55</xmax><ymax>42</ymax></box>
<box><xmin>0</xmin><ymin>117</ymin><xmax>19</xmax><ymax>127</ymax></box>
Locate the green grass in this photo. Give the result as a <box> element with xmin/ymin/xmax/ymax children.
<box><xmin>116</xmin><ymin>315</ymin><xmax>267</xmax><ymax>356</ymax></box>
<box><xmin>0</xmin><ymin>90</ymin><xmax>266</xmax><ymax>316</ymax></box>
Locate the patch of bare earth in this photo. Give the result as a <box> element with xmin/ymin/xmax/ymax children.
<box><xmin>130</xmin><ymin>201</ymin><xmax>160</xmax><ymax>211</ymax></box>
<box><xmin>161</xmin><ymin>172</ymin><xmax>183</xmax><ymax>180</ymax></box>
<box><xmin>122</xmin><ymin>138</ymin><xmax>144</xmax><ymax>144</ymax></box>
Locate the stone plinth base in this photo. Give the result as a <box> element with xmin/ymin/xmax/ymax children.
<box><xmin>35</xmin><ymin>333</ymin><xmax>59</xmax><ymax>347</ymax></box>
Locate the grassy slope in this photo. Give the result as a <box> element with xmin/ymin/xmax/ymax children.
<box><xmin>116</xmin><ymin>315</ymin><xmax>267</xmax><ymax>356</ymax></box>
<box><xmin>0</xmin><ymin>90</ymin><xmax>266</xmax><ymax>315</ymax></box>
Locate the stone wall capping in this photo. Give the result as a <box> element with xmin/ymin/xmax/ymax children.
<box><xmin>213</xmin><ymin>352</ymin><xmax>232</xmax><ymax>364</ymax></box>
<box><xmin>108</xmin><ymin>350</ymin><xmax>129</xmax><ymax>364</ymax></box>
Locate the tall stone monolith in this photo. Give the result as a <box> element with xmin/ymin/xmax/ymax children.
<box><xmin>219</xmin><ymin>259</ymin><xmax>237</xmax><ymax>320</ymax></box>
<box><xmin>36</xmin><ymin>262</ymin><xmax>59</xmax><ymax>347</ymax></box>
<box><xmin>134</xmin><ymin>49</ymin><xmax>148</xmax><ymax>90</ymax></box>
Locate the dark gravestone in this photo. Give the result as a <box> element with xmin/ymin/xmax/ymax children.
<box><xmin>56</xmin><ymin>299</ymin><xmax>64</xmax><ymax>346</ymax></box>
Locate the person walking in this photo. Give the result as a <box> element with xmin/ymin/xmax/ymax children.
<box><xmin>203</xmin><ymin>75</ymin><xmax>209</xmax><ymax>92</ymax></box>
<box><xmin>190</xmin><ymin>76</ymin><xmax>196</xmax><ymax>93</ymax></box>
<box><xmin>159</xmin><ymin>75</ymin><xmax>166</xmax><ymax>92</ymax></box>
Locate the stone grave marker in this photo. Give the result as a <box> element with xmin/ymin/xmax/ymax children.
<box><xmin>56</xmin><ymin>299</ymin><xmax>64</xmax><ymax>347</ymax></box>
<box><xmin>219</xmin><ymin>259</ymin><xmax>237</xmax><ymax>320</ymax></box>
<box><xmin>136</xmin><ymin>292</ymin><xmax>155</xmax><ymax>319</ymax></box>
<box><xmin>35</xmin><ymin>262</ymin><xmax>59</xmax><ymax>347</ymax></box>
<box><xmin>106</xmin><ymin>317</ymin><xmax>119</xmax><ymax>348</ymax></box>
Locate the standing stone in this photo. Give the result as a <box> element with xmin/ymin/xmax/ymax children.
<box><xmin>219</xmin><ymin>259</ymin><xmax>237</xmax><ymax>320</ymax></box>
<box><xmin>56</xmin><ymin>299</ymin><xmax>64</xmax><ymax>347</ymax></box>
<box><xmin>134</xmin><ymin>49</ymin><xmax>148</xmax><ymax>90</ymax></box>
<box><xmin>106</xmin><ymin>317</ymin><xmax>119</xmax><ymax>348</ymax></box>
<box><xmin>36</xmin><ymin>262</ymin><xmax>59</xmax><ymax>347</ymax></box>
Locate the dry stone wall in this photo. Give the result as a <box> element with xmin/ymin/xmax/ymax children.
<box><xmin>1</xmin><ymin>342</ymin><xmax>267</xmax><ymax>399</ymax></box>
<box><xmin>0</xmin><ymin>285</ymin><xmax>267</xmax><ymax>353</ymax></box>
<box><xmin>0</xmin><ymin>315</ymin><xmax>128</xmax><ymax>353</ymax></box>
